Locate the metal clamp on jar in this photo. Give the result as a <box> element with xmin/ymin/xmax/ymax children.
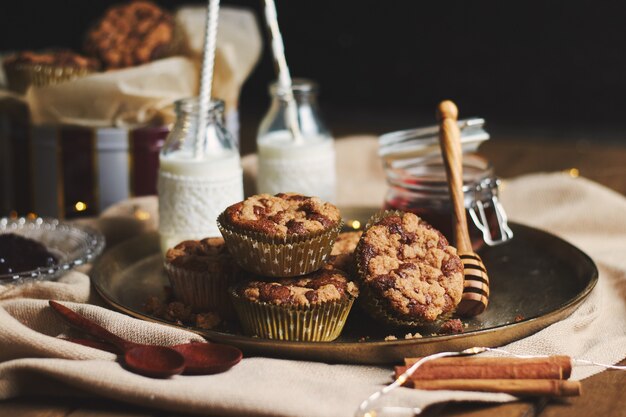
<box><xmin>379</xmin><ymin>119</ymin><xmax>513</xmax><ymax>250</ymax></box>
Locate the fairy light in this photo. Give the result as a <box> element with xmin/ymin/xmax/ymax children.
<box><xmin>74</xmin><ymin>201</ymin><xmax>88</xmax><ymax>212</ymax></box>
<box><xmin>134</xmin><ymin>209</ymin><xmax>151</xmax><ymax>221</ymax></box>
<box><xmin>568</xmin><ymin>168</ymin><xmax>580</xmax><ymax>178</ymax></box>
<box><xmin>351</xmin><ymin>220</ymin><xmax>361</xmax><ymax>230</ymax></box>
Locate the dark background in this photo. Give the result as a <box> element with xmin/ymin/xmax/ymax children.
<box><xmin>2</xmin><ymin>0</ymin><xmax>625</xmax><ymax>148</ymax></box>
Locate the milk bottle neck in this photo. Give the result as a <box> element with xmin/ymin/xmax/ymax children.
<box><xmin>258</xmin><ymin>78</ymin><xmax>331</xmax><ymax>145</ymax></box>
<box><xmin>161</xmin><ymin>97</ymin><xmax>237</xmax><ymax>158</ymax></box>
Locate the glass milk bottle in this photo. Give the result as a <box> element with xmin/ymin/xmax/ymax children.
<box><xmin>256</xmin><ymin>79</ymin><xmax>336</xmax><ymax>202</ymax></box>
<box><xmin>158</xmin><ymin>98</ymin><xmax>243</xmax><ymax>253</ymax></box>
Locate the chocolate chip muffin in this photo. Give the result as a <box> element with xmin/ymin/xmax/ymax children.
<box><xmin>84</xmin><ymin>1</ymin><xmax>181</xmax><ymax>69</ymax></box>
<box><xmin>217</xmin><ymin>193</ymin><xmax>343</xmax><ymax>277</ymax></box>
<box><xmin>231</xmin><ymin>268</ymin><xmax>359</xmax><ymax>341</ymax></box>
<box><xmin>223</xmin><ymin>193</ymin><xmax>340</xmax><ymax>238</ymax></box>
<box><xmin>325</xmin><ymin>231</ymin><xmax>362</xmax><ymax>277</ymax></box>
<box><xmin>2</xmin><ymin>50</ymin><xmax>99</xmax><ymax>93</ymax></box>
<box><xmin>165</xmin><ymin>237</ymin><xmax>239</xmax><ymax>317</ymax></box>
<box><xmin>355</xmin><ymin>211</ymin><xmax>464</xmax><ymax>327</ymax></box>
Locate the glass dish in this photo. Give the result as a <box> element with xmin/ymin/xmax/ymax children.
<box><xmin>0</xmin><ymin>217</ymin><xmax>105</xmax><ymax>284</ymax></box>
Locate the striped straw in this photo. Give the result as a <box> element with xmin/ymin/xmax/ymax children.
<box><xmin>264</xmin><ymin>0</ymin><xmax>303</xmax><ymax>143</ymax></box>
<box><xmin>195</xmin><ymin>0</ymin><xmax>221</xmax><ymax>158</ymax></box>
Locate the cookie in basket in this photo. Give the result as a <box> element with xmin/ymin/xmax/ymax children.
<box><xmin>84</xmin><ymin>0</ymin><xmax>185</xmax><ymax>69</ymax></box>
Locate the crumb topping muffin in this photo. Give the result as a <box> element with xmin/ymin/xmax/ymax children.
<box><xmin>331</xmin><ymin>231</ymin><xmax>362</xmax><ymax>256</ymax></box>
<box><xmin>84</xmin><ymin>1</ymin><xmax>176</xmax><ymax>69</ymax></box>
<box><xmin>326</xmin><ymin>231</ymin><xmax>362</xmax><ymax>272</ymax></box>
<box><xmin>164</xmin><ymin>237</ymin><xmax>238</xmax><ymax>315</ymax></box>
<box><xmin>3</xmin><ymin>50</ymin><xmax>99</xmax><ymax>70</ymax></box>
<box><xmin>230</xmin><ymin>268</ymin><xmax>358</xmax><ymax>341</ymax></box>
<box><xmin>166</xmin><ymin>237</ymin><xmax>234</xmax><ymax>273</ymax></box>
<box><xmin>2</xmin><ymin>50</ymin><xmax>99</xmax><ymax>93</ymax></box>
<box><xmin>357</xmin><ymin>212</ymin><xmax>463</xmax><ymax>323</ymax></box>
<box><xmin>235</xmin><ymin>269</ymin><xmax>359</xmax><ymax>308</ymax></box>
<box><xmin>223</xmin><ymin>193</ymin><xmax>341</xmax><ymax>238</ymax></box>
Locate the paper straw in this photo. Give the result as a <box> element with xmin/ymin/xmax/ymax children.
<box><xmin>263</xmin><ymin>0</ymin><xmax>303</xmax><ymax>143</ymax></box>
<box><xmin>195</xmin><ymin>0</ymin><xmax>221</xmax><ymax>158</ymax></box>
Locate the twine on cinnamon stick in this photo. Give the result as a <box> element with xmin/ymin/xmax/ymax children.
<box><xmin>354</xmin><ymin>346</ymin><xmax>626</xmax><ymax>417</ymax></box>
<box><xmin>398</xmin><ymin>355</ymin><xmax>572</xmax><ymax>380</ymax></box>
<box><xmin>394</xmin><ymin>354</ymin><xmax>579</xmax><ymax>397</ymax></box>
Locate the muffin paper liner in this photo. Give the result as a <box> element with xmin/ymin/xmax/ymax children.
<box><xmin>164</xmin><ymin>262</ymin><xmax>236</xmax><ymax>318</ymax></box>
<box><xmin>217</xmin><ymin>213</ymin><xmax>342</xmax><ymax>277</ymax></box>
<box><xmin>230</xmin><ymin>292</ymin><xmax>355</xmax><ymax>341</ymax></box>
<box><xmin>355</xmin><ymin>210</ymin><xmax>457</xmax><ymax>328</ymax></box>
<box><xmin>4</xmin><ymin>64</ymin><xmax>95</xmax><ymax>93</ymax></box>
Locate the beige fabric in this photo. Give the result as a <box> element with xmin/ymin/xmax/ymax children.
<box><xmin>1</xmin><ymin>136</ymin><xmax>625</xmax><ymax>416</ymax></box>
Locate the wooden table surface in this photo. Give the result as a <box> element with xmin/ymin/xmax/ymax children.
<box><xmin>2</xmin><ymin>135</ymin><xmax>626</xmax><ymax>417</ymax></box>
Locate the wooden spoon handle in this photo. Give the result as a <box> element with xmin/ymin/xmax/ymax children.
<box><xmin>62</xmin><ymin>337</ymin><xmax>121</xmax><ymax>354</ymax></box>
<box><xmin>437</xmin><ymin>100</ymin><xmax>473</xmax><ymax>253</ymax></box>
<box><xmin>49</xmin><ymin>300</ymin><xmax>136</xmax><ymax>352</ymax></box>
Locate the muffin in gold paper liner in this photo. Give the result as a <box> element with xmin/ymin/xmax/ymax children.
<box><xmin>217</xmin><ymin>193</ymin><xmax>343</xmax><ymax>277</ymax></box>
<box><xmin>3</xmin><ymin>50</ymin><xmax>98</xmax><ymax>94</ymax></box>
<box><xmin>229</xmin><ymin>270</ymin><xmax>358</xmax><ymax>341</ymax></box>
<box><xmin>355</xmin><ymin>210</ymin><xmax>464</xmax><ymax>328</ymax></box>
<box><xmin>231</xmin><ymin>294</ymin><xmax>354</xmax><ymax>341</ymax></box>
<box><xmin>164</xmin><ymin>238</ymin><xmax>239</xmax><ymax>318</ymax></box>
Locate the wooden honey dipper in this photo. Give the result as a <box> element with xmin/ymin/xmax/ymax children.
<box><xmin>437</xmin><ymin>100</ymin><xmax>489</xmax><ymax>316</ymax></box>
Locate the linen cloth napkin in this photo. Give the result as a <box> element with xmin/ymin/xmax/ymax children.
<box><xmin>1</xmin><ymin>137</ymin><xmax>626</xmax><ymax>417</ymax></box>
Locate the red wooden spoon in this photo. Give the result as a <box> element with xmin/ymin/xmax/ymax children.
<box><xmin>50</xmin><ymin>301</ymin><xmax>243</xmax><ymax>375</ymax></box>
<box><xmin>64</xmin><ymin>337</ymin><xmax>242</xmax><ymax>375</ymax></box>
<box><xmin>49</xmin><ymin>300</ymin><xmax>185</xmax><ymax>378</ymax></box>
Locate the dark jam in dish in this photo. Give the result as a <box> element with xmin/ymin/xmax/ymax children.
<box><xmin>0</xmin><ymin>233</ymin><xmax>58</xmax><ymax>275</ymax></box>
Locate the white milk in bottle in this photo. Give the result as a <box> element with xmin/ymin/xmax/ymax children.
<box><xmin>158</xmin><ymin>98</ymin><xmax>243</xmax><ymax>253</ymax></box>
<box><xmin>256</xmin><ymin>79</ymin><xmax>336</xmax><ymax>202</ymax></box>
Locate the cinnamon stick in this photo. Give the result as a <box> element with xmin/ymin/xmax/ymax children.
<box><xmin>401</xmin><ymin>356</ymin><xmax>572</xmax><ymax>380</ymax></box>
<box><xmin>406</xmin><ymin>379</ymin><xmax>581</xmax><ymax>397</ymax></box>
<box><xmin>395</xmin><ymin>364</ymin><xmax>561</xmax><ymax>380</ymax></box>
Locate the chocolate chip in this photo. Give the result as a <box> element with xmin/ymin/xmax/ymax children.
<box><xmin>298</xmin><ymin>201</ymin><xmax>316</xmax><ymax>214</ymax></box>
<box><xmin>276</xmin><ymin>193</ymin><xmax>309</xmax><ymax>201</ymax></box>
<box><xmin>305</xmin><ymin>290</ymin><xmax>319</xmax><ymax>303</ymax></box>
<box><xmin>307</xmin><ymin>271</ymin><xmax>347</xmax><ymax>292</ymax></box>
<box><xmin>400</xmin><ymin>232</ymin><xmax>416</xmax><ymax>244</ymax></box>
<box><xmin>286</xmin><ymin>220</ymin><xmax>307</xmax><ymax>235</ymax></box>
<box><xmin>407</xmin><ymin>301</ymin><xmax>427</xmax><ymax>317</ymax></box>
<box><xmin>395</xmin><ymin>262</ymin><xmax>417</xmax><ymax>278</ymax></box>
<box><xmin>253</xmin><ymin>205</ymin><xmax>266</xmax><ymax>216</ymax></box>
<box><xmin>398</xmin><ymin>262</ymin><xmax>417</xmax><ymax>271</ymax></box>
<box><xmin>258</xmin><ymin>284</ymin><xmax>291</xmax><ymax>303</ymax></box>
<box><xmin>441</xmin><ymin>255</ymin><xmax>462</xmax><ymax>276</ymax></box>
<box><xmin>378</xmin><ymin>216</ymin><xmax>403</xmax><ymax>235</ymax></box>
<box><xmin>268</xmin><ymin>212</ymin><xmax>286</xmax><ymax>224</ymax></box>
<box><xmin>306</xmin><ymin>212</ymin><xmax>334</xmax><ymax>228</ymax></box>
<box><xmin>372</xmin><ymin>274</ymin><xmax>396</xmax><ymax>292</ymax></box>
<box><xmin>359</xmin><ymin>243</ymin><xmax>379</xmax><ymax>264</ymax></box>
